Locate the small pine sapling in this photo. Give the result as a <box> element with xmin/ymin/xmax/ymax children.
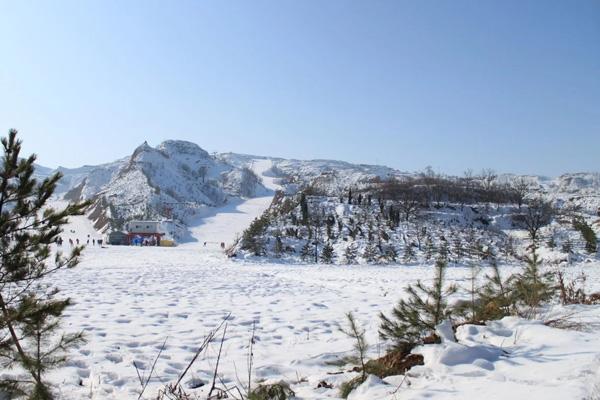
<box><xmin>320</xmin><ymin>242</ymin><xmax>335</xmax><ymax>264</ymax></box>
<box><xmin>513</xmin><ymin>247</ymin><xmax>556</xmax><ymax>316</ymax></box>
<box><xmin>343</xmin><ymin>243</ymin><xmax>358</xmax><ymax>264</ymax></box>
<box><xmin>379</xmin><ymin>259</ymin><xmax>457</xmax><ymax>349</ymax></box>
<box><xmin>339</xmin><ymin>312</ymin><xmax>368</xmax><ymax>398</ymax></box>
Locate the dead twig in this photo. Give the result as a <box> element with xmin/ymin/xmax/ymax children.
<box><xmin>208</xmin><ymin>323</ymin><xmax>228</xmax><ymax>398</ymax></box>
<box><xmin>138</xmin><ymin>337</ymin><xmax>168</xmax><ymax>400</ymax></box>
<box><xmin>174</xmin><ymin>313</ymin><xmax>230</xmax><ymax>389</ymax></box>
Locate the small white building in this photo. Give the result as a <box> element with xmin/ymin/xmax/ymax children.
<box><xmin>125</xmin><ymin>220</ymin><xmax>185</xmax><ymax>241</ymax></box>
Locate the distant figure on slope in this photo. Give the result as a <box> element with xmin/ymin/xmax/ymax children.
<box><xmin>203</xmin><ymin>241</ymin><xmax>207</xmax><ymax>247</ymax></box>
<box><xmin>220</xmin><ymin>242</ymin><xmax>225</xmax><ymax>249</ymax></box>
<box><xmin>92</xmin><ymin>239</ymin><xmax>95</xmax><ymax>246</ymax></box>
<box><xmin>76</xmin><ymin>238</ymin><xmax>79</xmax><ymax>245</ymax></box>
<box><xmin>68</xmin><ymin>238</ymin><xmax>73</xmax><ymax>246</ymax></box>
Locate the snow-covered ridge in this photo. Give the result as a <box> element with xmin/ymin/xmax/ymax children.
<box><xmin>33</xmin><ymin>140</ymin><xmax>600</xmax><ymax>231</ymax></box>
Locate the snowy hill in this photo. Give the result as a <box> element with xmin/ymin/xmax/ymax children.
<box><xmin>219</xmin><ymin>152</ymin><xmax>408</xmax><ymax>195</ymax></box>
<box><xmin>31</xmin><ymin>140</ymin><xmax>600</xmax><ymax>236</ymax></box>
<box><xmin>41</xmin><ymin>141</ymin><xmax>265</xmax><ymax>231</ymax></box>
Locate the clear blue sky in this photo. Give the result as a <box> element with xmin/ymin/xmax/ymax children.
<box><xmin>0</xmin><ymin>0</ymin><xmax>598</xmax><ymax>176</ymax></box>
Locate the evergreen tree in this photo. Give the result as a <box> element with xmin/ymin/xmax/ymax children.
<box><xmin>513</xmin><ymin>248</ymin><xmax>556</xmax><ymax>313</ymax></box>
<box><xmin>300</xmin><ymin>193</ymin><xmax>309</xmax><ymax>225</ymax></box>
<box><xmin>362</xmin><ymin>242</ymin><xmax>379</xmax><ymax>264</ymax></box>
<box><xmin>320</xmin><ymin>242</ymin><xmax>335</xmax><ymax>264</ymax></box>
<box><xmin>347</xmin><ymin>188</ymin><xmax>352</xmax><ymax>205</ymax></box>
<box><xmin>382</xmin><ymin>245</ymin><xmax>398</xmax><ymax>263</ymax></box>
<box><xmin>455</xmin><ymin>263</ymin><xmax>483</xmax><ymax>323</ymax></box>
<box><xmin>241</xmin><ymin>214</ymin><xmax>269</xmax><ymax>255</ymax></box>
<box><xmin>339</xmin><ymin>312</ymin><xmax>368</xmax><ymax>381</ymax></box>
<box><xmin>402</xmin><ymin>243</ymin><xmax>415</xmax><ymax>263</ymax></box>
<box><xmin>572</xmin><ymin>217</ymin><xmax>597</xmax><ymax>254</ymax></box>
<box><xmin>379</xmin><ymin>259</ymin><xmax>457</xmax><ymax>348</ymax></box>
<box><xmin>273</xmin><ymin>235</ymin><xmax>283</xmax><ymax>258</ymax></box>
<box><xmin>476</xmin><ymin>261</ymin><xmax>516</xmax><ymax>321</ymax></box>
<box><xmin>438</xmin><ymin>238</ymin><xmax>450</xmax><ymax>261</ymax></box>
<box><xmin>300</xmin><ymin>241</ymin><xmax>312</xmax><ymax>262</ymax></box>
<box><xmin>424</xmin><ymin>235</ymin><xmax>435</xmax><ymax>261</ymax></box>
<box><xmin>0</xmin><ymin>130</ymin><xmax>90</xmax><ymax>399</ymax></box>
<box><xmin>452</xmin><ymin>237</ymin><xmax>464</xmax><ymax>263</ymax></box>
<box><xmin>326</xmin><ymin>215</ymin><xmax>335</xmax><ymax>240</ymax></box>
<box><xmin>343</xmin><ymin>243</ymin><xmax>358</xmax><ymax>264</ymax></box>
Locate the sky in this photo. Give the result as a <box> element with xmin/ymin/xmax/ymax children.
<box><xmin>0</xmin><ymin>0</ymin><xmax>598</xmax><ymax>176</ymax></box>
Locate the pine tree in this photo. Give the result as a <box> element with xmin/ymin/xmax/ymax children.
<box><xmin>326</xmin><ymin>215</ymin><xmax>335</xmax><ymax>240</ymax></box>
<box><xmin>273</xmin><ymin>236</ymin><xmax>283</xmax><ymax>258</ymax></box>
<box><xmin>300</xmin><ymin>193</ymin><xmax>309</xmax><ymax>225</ymax></box>
<box><xmin>362</xmin><ymin>242</ymin><xmax>379</xmax><ymax>264</ymax></box>
<box><xmin>455</xmin><ymin>263</ymin><xmax>482</xmax><ymax>323</ymax></box>
<box><xmin>452</xmin><ymin>236</ymin><xmax>464</xmax><ymax>263</ymax></box>
<box><xmin>572</xmin><ymin>217</ymin><xmax>597</xmax><ymax>254</ymax></box>
<box><xmin>300</xmin><ymin>241</ymin><xmax>312</xmax><ymax>262</ymax></box>
<box><xmin>439</xmin><ymin>238</ymin><xmax>450</xmax><ymax>261</ymax></box>
<box><xmin>339</xmin><ymin>312</ymin><xmax>368</xmax><ymax>380</ymax></box>
<box><xmin>402</xmin><ymin>243</ymin><xmax>415</xmax><ymax>263</ymax></box>
<box><xmin>476</xmin><ymin>260</ymin><xmax>516</xmax><ymax>321</ymax></box>
<box><xmin>379</xmin><ymin>259</ymin><xmax>457</xmax><ymax>348</ymax></box>
<box><xmin>424</xmin><ymin>235</ymin><xmax>435</xmax><ymax>261</ymax></box>
<box><xmin>241</xmin><ymin>214</ymin><xmax>269</xmax><ymax>256</ymax></box>
<box><xmin>513</xmin><ymin>248</ymin><xmax>556</xmax><ymax>313</ymax></box>
<box><xmin>320</xmin><ymin>242</ymin><xmax>335</xmax><ymax>264</ymax></box>
<box><xmin>382</xmin><ymin>245</ymin><xmax>398</xmax><ymax>263</ymax></box>
<box><xmin>0</xmin><ymin>130</ymin><xmax>90</xmax><ymax>399</ymax></box>
<box><xmin>343</xmin><ymin>243</ymin><xmax>358</xmax><ymax>264</ymax></box>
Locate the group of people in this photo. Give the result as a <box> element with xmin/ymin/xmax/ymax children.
<box><xmin>131</xmin><ymin>235</ymin><xmax>159</xmax><ymax>246</ymax></box>
<box><xmin>56</xmin><ymin>233</ymin><xmax>103</xmax><ymax>247</ymax></box>
<box><xmin>203</xmin><ymin>241</ymin><xmax>226</xmax><ymax>249</ymax></box>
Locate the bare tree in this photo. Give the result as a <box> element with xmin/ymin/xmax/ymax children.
<box><xmin>511</xmin><ymin>177</ymin><xmax>531</xmax><ymax>209</ymax></box>
<box><xmin>198</xmin><ymin>165</ymin><xmax>208</xmax><ymax>183</ymax></box>
<box><xmin>522</xmin><ymin>198</ymin><xmax>554</xmax><ymax>245</ymax></box>
<box><xmin>480</xmin><ymin>168</ymin><xmax>497</xmax><ymax>192</ymax></box>
<box><xmin>398</xmin><ymin>193</ymin><xmax>421</xmax><ymax>223</ymax></box>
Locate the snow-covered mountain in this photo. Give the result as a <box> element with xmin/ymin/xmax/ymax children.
<box><xmin>218</xmin><ymin>152</ymin><xmax>409</xmax><ymax>194</ymax></box>
<box><xmin>34</xmin><ymin>139</ymin><xmax>600</xmax><ymax>232</ymax></box>
<box><xmin>43</xmin><ymin>141</ymin><xmax>265</xmax><ymax>231</ymax></box>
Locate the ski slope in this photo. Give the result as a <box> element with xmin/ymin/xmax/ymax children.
<box><xmin>183</xmin><ymin>159</ymin><xmax>281</xmax><ymax>250</ymax></box>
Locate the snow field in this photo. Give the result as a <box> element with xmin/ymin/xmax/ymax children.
<box><xmin>48</xmin><ymin>245</ymin><xmax>600</xmax><ymax>399</ymax></box>
<box><xmin>38</xmin><ymin>160</ymin><xmax>600</xmax><ymax>399</ymax></box>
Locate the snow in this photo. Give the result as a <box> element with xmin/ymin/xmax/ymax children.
<box><xmin>17</xmin><ymin>158</ymin><xmax>600</xmax><ymax>399</ymax></box>
<box><xmin>39</xmin><ymin>191</ymin><xmax>600</xmax><ymax>399</ymax></box>
<box><xmin>182</xmin><ymin>159</ymin><xmax>280</xmax><ymax>249</ymax></box>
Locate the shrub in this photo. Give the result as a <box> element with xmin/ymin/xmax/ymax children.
<box><xmin>248</xmin><ymin>381</ymin><xmax>295</xmax><ymax>400</ymax></box>
<box><xmin>573</xmin><ymin>217</ymin><xmax>597</xmax><ymax>254</ymax></box>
